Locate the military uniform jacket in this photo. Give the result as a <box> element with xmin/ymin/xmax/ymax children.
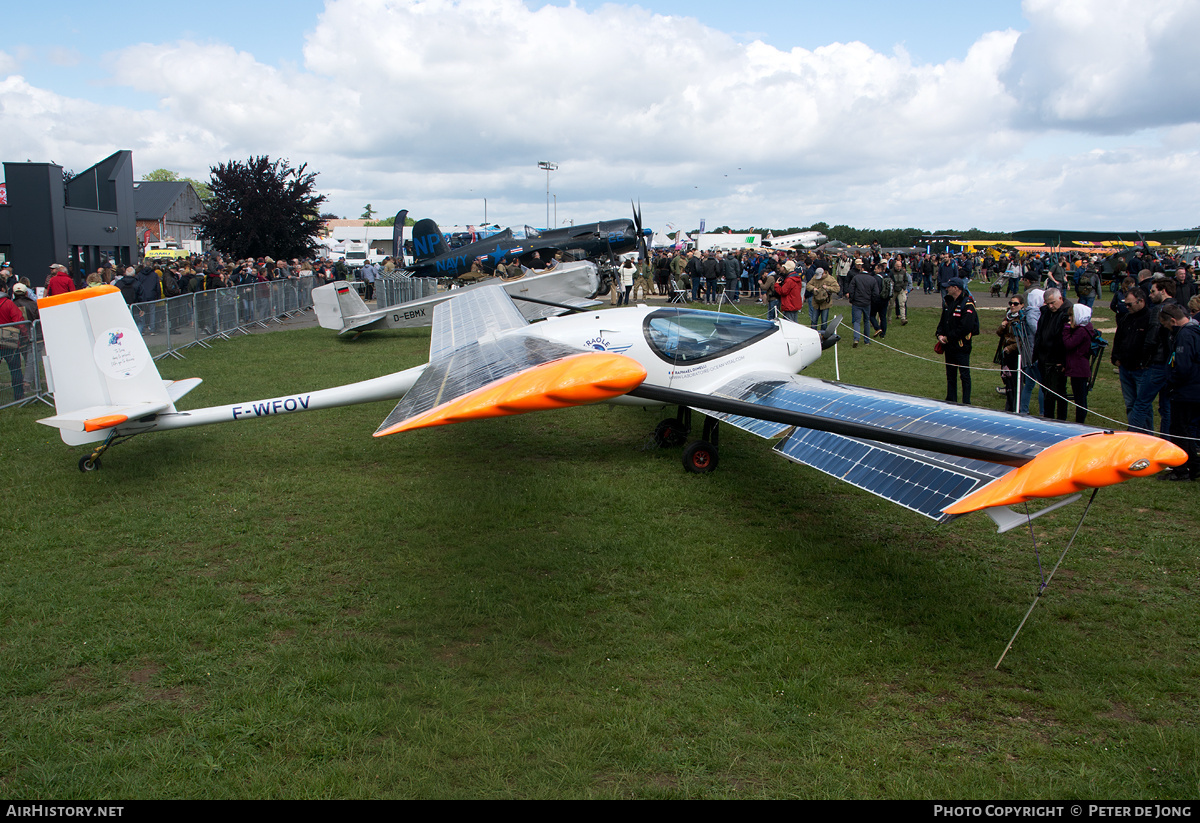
<box><xmin>937</xmin><ymin>293</ymin><xmax>979</xmax><ymax>350</ymax></box>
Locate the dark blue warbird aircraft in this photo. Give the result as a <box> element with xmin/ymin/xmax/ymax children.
<box><xmin>392</xmin><ymin>206</ymin><xmax>652</xmax><ymax>278</ymax></box>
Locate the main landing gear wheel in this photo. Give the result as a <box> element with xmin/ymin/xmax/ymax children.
<box><xmin>653</xmin><ymin>419</ymin><xmax>688</xmax><ymax>448</ymax></box>
<box><xmin>683</xmin><ymin>441</ymin><xmax>718</xmax><ymax>473</ymax></box>
<box><xmin>78</xmin><ymin>455</ymin><xmax>102</xmax><ymax>472</ymax></box>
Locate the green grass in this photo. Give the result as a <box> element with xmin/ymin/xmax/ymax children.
<box><xmin>1</xmin><ymin>305</ymin><xmax>1197</xmax><ymax>798</ymax></box>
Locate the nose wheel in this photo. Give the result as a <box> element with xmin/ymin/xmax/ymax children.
<box><xmin>651</xmin><ymin>408</ymin><xmax>721</xmax><ymax>473</ymax></box>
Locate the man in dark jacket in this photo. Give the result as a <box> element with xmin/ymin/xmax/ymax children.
<box><xmin>134</xmin><ymin>267</ymin><xmax>162</xmax><ymax>334</ymax></box>
<box><xmin>847</xmin><ymin>259</ymin><xmax>878</xmax><ymax>347</ymax></box>
<box><xmin>1162</xmin><ymin>304</ymin><xmax>1200</xmax><ymax>480</ymax></box>
<box><xmin>1035</xmin><ymin>288</ymin><xmax>1071</xmax><ymax>419</ymax></box>
<box><xmin>699</xmin><ymin>252</ymin><xmax>722</xmax><ymax>305</ymax></box>
<box><xmin>1113</xmin><ymin>287</ymin><xmax>1151</xmax><ymax>427</ymax></box>
<box><xmin>1173</xmin><ymin>266</ymin><xmax>1196</xmax><ymax>309</ymax></box>
<box><xmin>1134</xmin><ymin>279</ymin><xmax>1176</xmax><ymax>434</ymax></box>
<box><xmin>936</xmin><ymin>278</ymin><xmax>979</xmax><ymax>403</ymax></box>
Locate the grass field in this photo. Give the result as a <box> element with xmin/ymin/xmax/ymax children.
<box><xmin>1</xmin><ymin>301</ymin><xmax>1197</xmax><ymax>798</ymax></box>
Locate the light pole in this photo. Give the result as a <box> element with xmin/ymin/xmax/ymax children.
<box><xmin>538</xmin><ymin>161</ymin><xmax>557</xmax><ymax>229</ymax></box>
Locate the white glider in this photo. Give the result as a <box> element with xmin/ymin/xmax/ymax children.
<box><xmin>312</xmin><ymin>261</ymin><xmax>602</xmax><ymax>334</ymax></box>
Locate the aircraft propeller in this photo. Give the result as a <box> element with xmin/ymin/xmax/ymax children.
<box><xmin>631</xmin><ymin>201</ymin><xmax>649</xmax><ymax>263</ymax></box>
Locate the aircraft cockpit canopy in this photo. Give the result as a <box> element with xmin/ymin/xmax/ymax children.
<box><xmin>643</xmin><ymin>309</ymin><xmax>776</xmax><ymax>365</ymax></box>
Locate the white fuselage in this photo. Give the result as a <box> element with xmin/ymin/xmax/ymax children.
<box><xmin>86</xmin><ymin>305</ymin><xmax>820</xmax><ymax>441</ymax></box>
<box><xmin>523</xmin><ymin>305</ymin><xmax>822</xmax><ymax>404</ymax></box>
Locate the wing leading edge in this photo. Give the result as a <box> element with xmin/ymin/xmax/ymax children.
<box><xmin>375</xmin><ymin>285</ymin><xmax>646</xmax><ymax>435</ymax></box>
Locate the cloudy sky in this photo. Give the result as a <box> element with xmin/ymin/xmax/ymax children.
<box><xmin>3</xmin><ymin>0</ymin><xmax>1198</xmax><ymax>234</ymax></box>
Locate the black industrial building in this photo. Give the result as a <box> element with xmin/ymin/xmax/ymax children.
<box><xmin>0</xmin><ymin>150</ymin><xmax>138</xmax><ymax>288</ymax></box>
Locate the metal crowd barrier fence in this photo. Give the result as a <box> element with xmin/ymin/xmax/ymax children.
<box><xmin>375</xmin><ymin>275</ymin><xmax>437</xmax><ymax>309</ymax></box>
<box><xmin>125</xmin><ymin>276</ymin><xmax>319</xmax><ymax>360</ymax></box>
<box><xmin>0</xmin><ymin>319</ymin><xmax>47</xmax><ymax>411</ymax></box>
<box><xmin>0</xmin><ymin>277</ymin><xmax>319</xmax><ymax>410</ymax></box>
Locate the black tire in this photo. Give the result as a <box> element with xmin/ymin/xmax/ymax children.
<box><xmin>79</xmin><ymin>455</ymin><xmax>101</xmax><ymax>472</ymax></box>
<box><xmin>682</xmin><ymin>441</ymin><xmax>718</xmax><ymax>473</ymax></box>
<box><xmin>653</xmin><ymin>419</ymin><xmax>688</xmax><ymax>448</ymax></box>
<box><xmin>592</xmin><ymin>283</ymin><xmax>610</xmax><ymax>298</ymax></box>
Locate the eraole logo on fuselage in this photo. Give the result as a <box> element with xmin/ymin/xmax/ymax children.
<box><xmin>584</xmin><ymin>334</ymin><xmax>632</xmax><ymax>354</ymax></box>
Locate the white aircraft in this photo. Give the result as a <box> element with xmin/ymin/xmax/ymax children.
<box><xmin>761</xmin><ymin>229</ymin><xmax>828</xmax><ymax>250</ymax></box>
<box><xmin>312</xmin><ymin>260</ymin><xmax>602</xmax><ymax>334</ymax></box>
<box><xmin>37</xmin><ymin>284</ymin><xmax>1184</xmax><ymax>534</ymax></box>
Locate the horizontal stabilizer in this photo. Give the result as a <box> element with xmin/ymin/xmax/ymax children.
<box><xmin>165</xmin><ymin>378</ymin><xmax>202</xmax><ymax>403</ymax></box>
<box><xmin>40</xmin><ymin>400</ymin><xmax>172</xmax><ymax>433</ymax></box>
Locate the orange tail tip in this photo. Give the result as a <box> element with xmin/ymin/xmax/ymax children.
<box><xmin>943</xmin><ymin>431</ymin><xmax>1187</xmax><ymax>515</ymax></box>
<box><xmin>375</xmin><ymin>352</ymin><xmax>647</xmax><ymax>436</ymax></box>
<box><xmin>83</xmin><ymin>413</ymin><xmax>129</xmax><ymax>432</ymax></box>
<box><xmin>37</xmin><ymin>284</ymin><xmax>120</xmax><ymax>309</ymax></box>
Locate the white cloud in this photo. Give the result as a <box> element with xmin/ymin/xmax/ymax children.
<box><xmin>2</xmin><ymin>0</ymin><xmax>1198</xmax><ymax>231</ymax></box>
<box><xmin>1002</xmin><ymin>0</ymin><xmax>1200</xmax><ymax>132</ymax></box>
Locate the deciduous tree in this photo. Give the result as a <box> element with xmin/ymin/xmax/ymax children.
<box><xmin>195</xmin><ymin>157</ymin><xmax>326</xmax><ymax>260</ymax></box>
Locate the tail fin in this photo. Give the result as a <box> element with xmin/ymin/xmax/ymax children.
<box><xmin>313</xmin><ymin>282</ymin><xmax>371</xmax><ymax>332</ymax></box>
<box><xmin>410</xmin><ymin>218</ymin><xmax>447</xmax><ymax>261</ymax></box>
<box><xmin>37</xmin><ymin>286</ymin><xmax>179</xmax><ymax>445</ymax></box>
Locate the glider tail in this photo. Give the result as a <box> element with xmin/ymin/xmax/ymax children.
<box><xmin>312</xmin><ymin>282</ymin><xmax>370</xmax><ymax>332</ymax></box>
<box><xmin>36</xmin><ymin>286</ymin><xmax>194</xmax><ymax>445</ymax></box>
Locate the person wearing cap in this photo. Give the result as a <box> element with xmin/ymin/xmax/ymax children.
<box><xmin>11</xmin><ymin>282</ymin><xmax>38</xmax><ymax>322</ymax></box>
<box><xmin>45</xmin><ymin>264</ymin><xmax>75</xmax><ymax>297</ymax></box>
<box><xmin>936</xmin><ymin>278</ymin><xmax>979</xmax><ymax>404</ymax></box>
<box><xmin>805</xmin><ymin>266</ymin><xmax>839</xmax><ymax>331</ymax></box>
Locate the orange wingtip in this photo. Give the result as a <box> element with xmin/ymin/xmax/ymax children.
<box><xmin>375</xmin><ymin>352</ymin><xmax>647</xmax><ymax>436</ymax></box>
<box><xmin>37</xmin><ymin>284</ymin><xmax>120</xmax><ymax>309</ymax></box>
<box><xmin>943</xmin><ymin>431</ymin><xmax>1187</xmax><ymax>515</ymax></box>
<box><xmin>83</xmin><ymin>413</ymin><xmax>129</xmax><ymax>432</ymax></box>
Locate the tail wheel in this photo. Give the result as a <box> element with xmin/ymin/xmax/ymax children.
<box><xmin>683</xmin><ymin>441</ymin><xmax>718</xmax><ymax>473</ymax></box>
<box><xmin>79</xmin><ymin>455</ymin><xmax>101</xmax><ymax>472</ymax></box>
